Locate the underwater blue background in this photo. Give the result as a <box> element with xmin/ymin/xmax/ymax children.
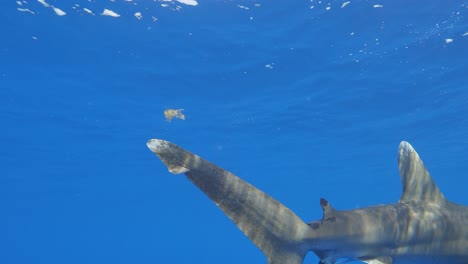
<box><xmin>1</xmin><ymin>0</ymin><xmax>468</xmax><ymax>263</ymax></box>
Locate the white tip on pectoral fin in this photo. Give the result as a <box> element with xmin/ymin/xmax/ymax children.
<box><xmin>146</xmin><ymin>139</ymin><xmax>164</xmax><ymax>153</ymax></box>
<box><xmin>147</xmin><ymin>139</ymin><xmax>191</xmax><ymax>175</ymax></box>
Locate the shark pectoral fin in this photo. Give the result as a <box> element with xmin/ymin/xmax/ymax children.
<box><xmin>361</xmin><ymin>256</ymin><xmax>392</xmax><ymax>264</ymax></box>
<box><xmin>398</xmin><ymin>141</ymin><xmax>446</xmax><ymax>204</ymax></box>
<box><xmin>147</xmin><ymin>139</ymin><xmax>310</xmax><ymax>264</ymax></box>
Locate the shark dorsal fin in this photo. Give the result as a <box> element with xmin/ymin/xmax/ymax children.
<box><xmin>398</xmin><ymin>141</ymin><xmax>446</xmax><ymax>204</ymax></box>
<box><xmin>320</xmin><ymin>198</ymin><xmax>336</xmax><ymax>222</ymax></box>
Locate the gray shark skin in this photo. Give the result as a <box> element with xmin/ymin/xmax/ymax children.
<box><xmin>147</xmin><ymin>139</ymin><xmax>468</xmax><ymax>264</ymax></box>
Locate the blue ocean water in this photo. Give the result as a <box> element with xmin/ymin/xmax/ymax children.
<box><xmin>1</xmin><ymin>0</ymin><xmax>467</xmax><ymax>263</ymax></box>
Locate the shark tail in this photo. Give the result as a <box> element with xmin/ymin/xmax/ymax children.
<box><xmin>147</xmin><ymin>139</ymin><xmax>311</xmax><ymax>264</ymax></box>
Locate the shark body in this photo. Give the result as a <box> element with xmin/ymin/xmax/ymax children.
<box><xmin>147</xmin><ymin>139</ymin><xmax>468</xmax><ymax>264</ymax></box>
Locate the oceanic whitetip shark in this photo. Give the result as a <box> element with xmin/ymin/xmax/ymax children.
<box><xmin>147</xmin><ymin>139</ymin><xmax>468</xmax><ymax>264</ymax></box>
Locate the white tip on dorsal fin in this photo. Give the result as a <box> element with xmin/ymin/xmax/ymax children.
<box><xmin>398</xmin><ymin>141</ymin><xmax>446</xmax><ymax>204</ymax></box>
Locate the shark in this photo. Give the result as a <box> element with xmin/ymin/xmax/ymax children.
<box><xmin>146</xmin><ymin>139</ymin><xmax>468</xmax><ymax>264</ymax></box>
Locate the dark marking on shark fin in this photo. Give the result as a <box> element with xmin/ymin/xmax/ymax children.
<box><xmin>320</xmin><ymin>198</ymin><xmax>336</xmax><ymax>222</ymax></box>
<box><xmin>398</xmin><ymin>141</ymin><xmax>446</xmax><ymax>204</ymax></box>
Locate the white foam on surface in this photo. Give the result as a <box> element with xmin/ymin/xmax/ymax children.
<box><xmin>101</xmin><ymin>9</ymin><xmax>120</xmax><ymax>17</ymax></box>
<box><xmin>18</xmin><ymin>8</ymin><xmax>35</xmax><ymax>14</ymax></box>
<box><xmin>341</xmin><ymin>1</ymin><xmax>350</xmax><ymax>8</ymax></box>
<box><xmin>37</xmin><ymin>0</ymin><xmax>49</xmax><ymax>7</ymax></box>
<box><xmin>53</xmin><ymin>7</ymin><xmax>66</xmax><ymax>16</ymax></box>
<box><xmin>83</xmin><ymin>8</ymin><xmax>94</xmax><ymax>15</ymax></box>
<box><xmin>37</xmin><ymin>0</ymin><xmax>67</xmax><ymax>16</ymax></box>
<box><xmin>176</xmin><ymin>0</ymin><xmax>198</xmax><ymax>6</ymax></box>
